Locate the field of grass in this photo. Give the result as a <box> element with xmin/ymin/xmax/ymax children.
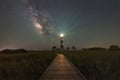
<box><xmin>0</xmin><ymin>51</ymin><xmax>56</xmax><ymax>80</ymax></box>
<box><xmin>64</xmin><ymin>51</ymin><xmax>120</xmax><ymax>80</ymax></box>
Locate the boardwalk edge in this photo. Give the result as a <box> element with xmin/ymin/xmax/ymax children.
<box><xmin>66</xmin><ymin>57</ymin><xmax>87</xmax><ymax>80</ymax></box>
<box><xmin>38</xmin><ymin>55</ymin><xmax>57</xmax><ymax>80</ymax></box>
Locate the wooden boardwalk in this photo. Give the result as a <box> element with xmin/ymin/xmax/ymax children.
<box><xmin>39</xmin><ymin>54</ymin><xmax>87</xmax><ymax>80</ymax></box>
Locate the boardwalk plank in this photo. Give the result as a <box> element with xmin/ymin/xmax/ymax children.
<box><xmin>39</xmin><ymin>54</ymin><xmax>86</xmax><ymax>80</ymax></box>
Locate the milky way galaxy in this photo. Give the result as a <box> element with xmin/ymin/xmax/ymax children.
<box><xmin>23</xmin><ymin>0</ymin><xmax>55</xmax><ymax>35</ymax></box>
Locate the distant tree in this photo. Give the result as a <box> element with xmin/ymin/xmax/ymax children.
<box><xmin>52</xmin><ymin>46</ymin><xmax>57</xmax><ymax>50</ymax></box>
<box><xmin>66</xmin><ymin>47</ymin><xmax>70</xmax><ymax>51</ymax></box>
<box><xmin>109</xmin><ymin>45</ymin><xmax>120</xmax><ymax>51</ymax></box>
<box><xmin>82</xmin><ymin>48</ymin><xmax>87</xmax><ymax>51</ymax></box>
<box><xmin>72</xmin><ymin>46</ymin><xmax>76</xmax><ymax>51</ymax></box>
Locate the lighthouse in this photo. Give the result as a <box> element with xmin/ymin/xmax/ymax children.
<box><xmin>60</xmin><ymin>34</ymin><xmax>64</xmax><ymax>51</ymax></box>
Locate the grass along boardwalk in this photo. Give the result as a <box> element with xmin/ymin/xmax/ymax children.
<box><xmin>39</xmin><ymin>54</ymin><xmax>87</xmax><ymax>80</ymax></box>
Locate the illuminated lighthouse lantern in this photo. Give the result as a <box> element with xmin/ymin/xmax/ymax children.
<box><xmin>60</xmin><ymin>33</ymin><xmax>64</xmax><ymax>51</ymax></box>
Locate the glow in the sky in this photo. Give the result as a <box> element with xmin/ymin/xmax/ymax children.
<box><xmin>23</xmin><ymin>0</ymin><xmax>44</xmax><ymax>35</ymax></box>
<box><xmin>60</xmin><ymin>33</ymin><xmax>64</xmax><ymax>37</ymax></box>
<box><xmin>23</xmin><ymin>0</ymin><xmax>68</xmax><ymax>36</ymax></box>
<box><xmin>33</xmin><ymin>17</ymin><xmax>43</xmax><ymax>34</ymax></box>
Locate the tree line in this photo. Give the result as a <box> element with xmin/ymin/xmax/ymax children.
<box><xmin>0</xmin><ymin>49</ymin><xmax>28</xmax><ymax>54</ymax></box>
<box><xmin>52</xmin><ymin>45</ymin><xmax>120</xmax><ymax>51</ymax></box>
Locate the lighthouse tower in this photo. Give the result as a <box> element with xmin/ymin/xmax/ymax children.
<box><xmin>60</xmin><ymin>34</ymin><xmax>64</xmax><ymax>51</ymax></box>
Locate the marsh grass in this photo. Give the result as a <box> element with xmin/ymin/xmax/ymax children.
<box><xmin>64</xmin><ymin>51</ymin><xmax>120</xmax><ymax>80</ymax></box>
<box><xmin>0</xmin><ymin>51</ymin><xmax>56</xmax><ymax>80</ymax></box>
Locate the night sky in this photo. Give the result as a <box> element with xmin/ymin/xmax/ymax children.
<box><xmin>0</xmin><ymin>0</ymin><xmax>120</xmax><ymax>50</ymax></box>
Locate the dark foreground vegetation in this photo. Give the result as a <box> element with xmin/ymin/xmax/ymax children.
<box><xmin>0</xmin><ymin>51</ymin><xmax>56</xmax><ymax>80</ymax></box>
<box><xmin>0</xmin><ymin>48</ymin><xmax>120</xmax><ymax>80</ymax></box>
<box><xmin>64</xmin><ymin>50</ymin><xmax>120</xmax><ymax>80</ymax></box>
